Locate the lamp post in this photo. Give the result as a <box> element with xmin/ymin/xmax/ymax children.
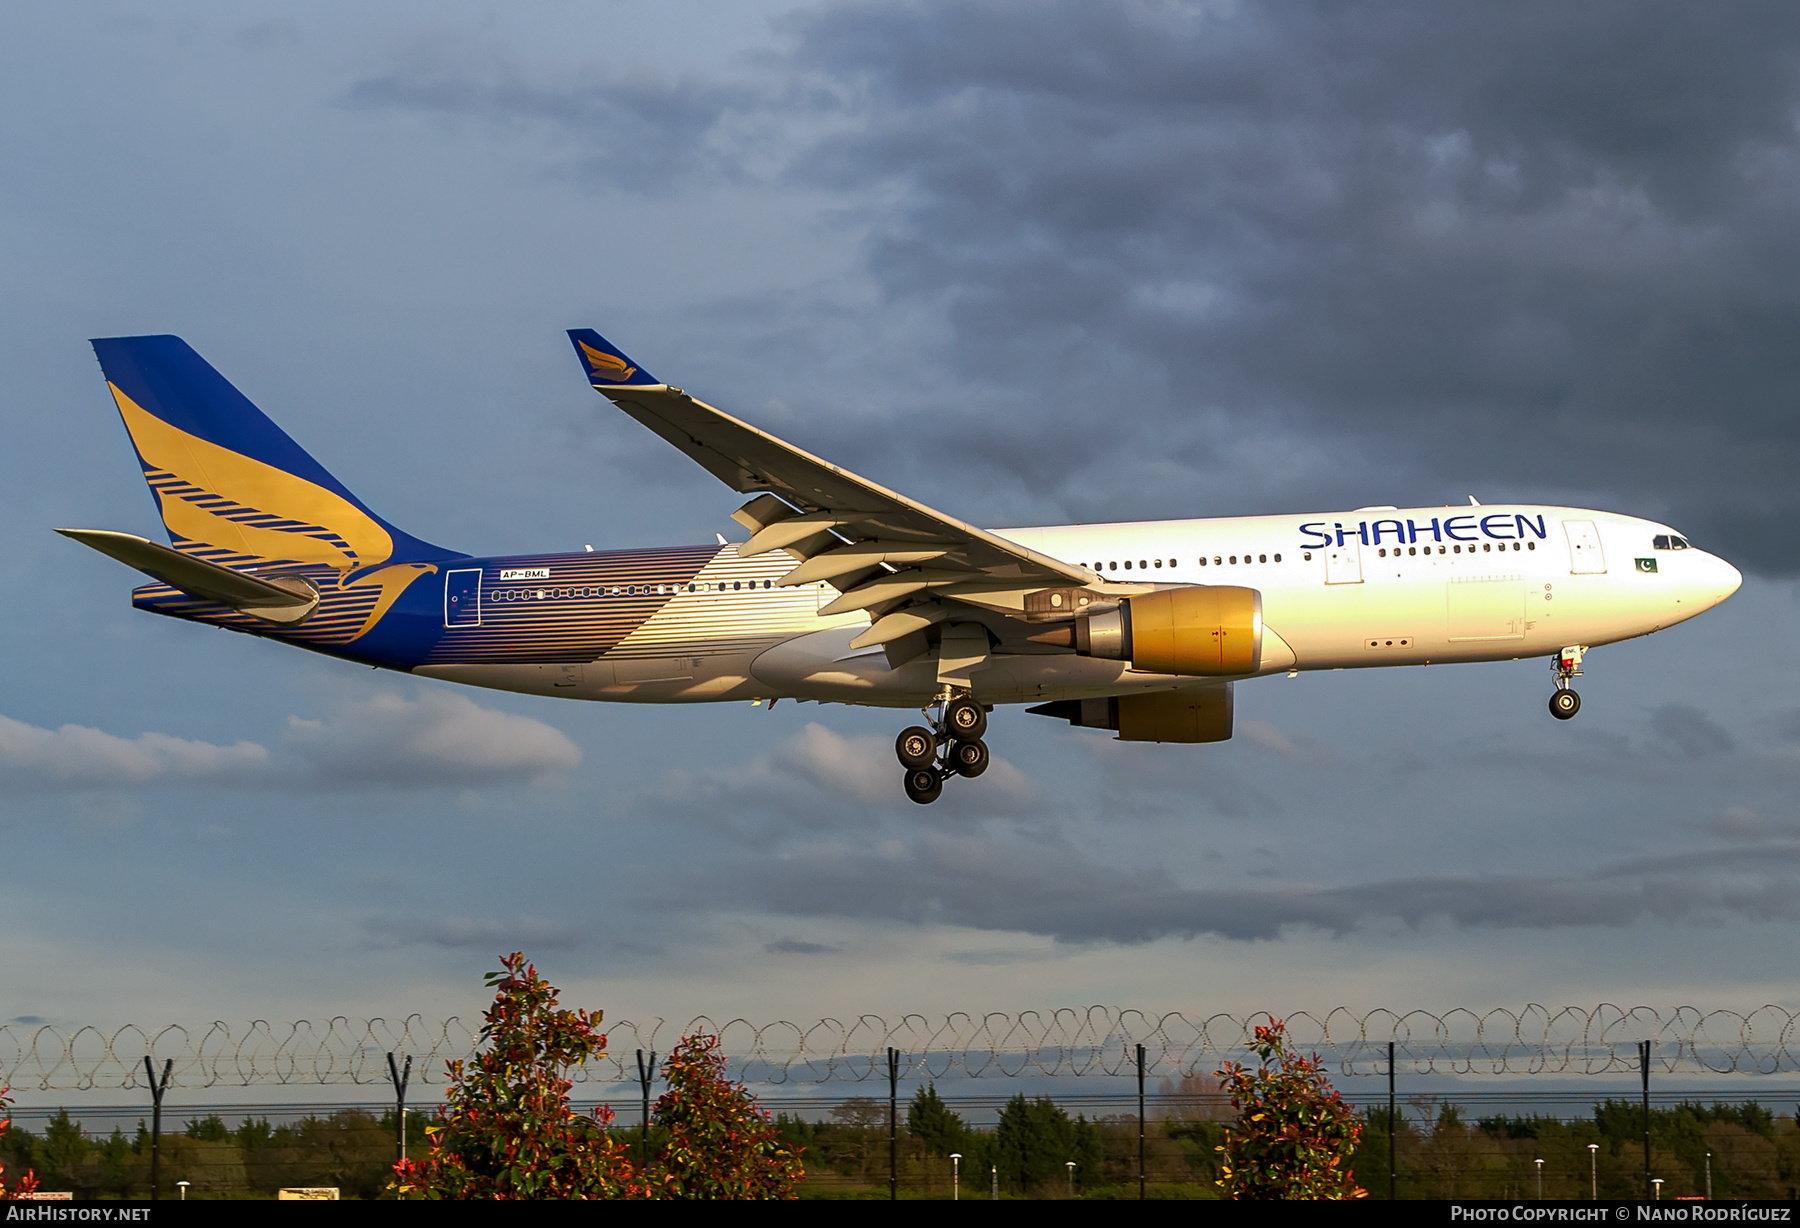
<box><xmin>991</xmin><ymin>1164</ymin><xmax>998</xmax><ymax>1201</ymax></box>
<box><xmin>1705</xmin><ymin>1151</ymin><xmax>1712</xmax><ymax>1199</ymax></box>
<box><xmin>176</xmin><ymin>1181</ymin><xmax>188</xmax><ymax>1201</ymax></box>
<box><xmin>950</xmin><ymin>1153</ymin><xmax>961</xmax><ymax>1202</ymax></box>
<box><xmin>1653</xmin><ymin>1178</ymin><xmax>1663</xmax><ymax>1200</ymax></box>
<box><xmin>1588</xmin><ymin>1143</ymin><xmax>1599</xmax><ymax>1200</ymax></box>
<box><xmin>1066</xmin><ymin>1161</ymin><xmax>1076</xmax><ymax>1198</ymax></box>
<box><xmin>1535</xmin><ymin>1158</ymin><xmax>1543</xmax><ymax>1200</ymax></box>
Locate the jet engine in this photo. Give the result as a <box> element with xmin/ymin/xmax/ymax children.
<box><xmin>1029</xmin><ymin>585</ymin><xmax>1263</xmax><ymax>676</ymax></box>
<box><xmin>1027</xmin><ymin>686</ymin><xmax>1234</xmax><ymax>743</ymax></box>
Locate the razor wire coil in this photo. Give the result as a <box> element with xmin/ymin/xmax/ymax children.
<box><xmin>2</xmin><ymin>1006</ymin><xmax>1798</xmax><ymax>1092</ymax></box>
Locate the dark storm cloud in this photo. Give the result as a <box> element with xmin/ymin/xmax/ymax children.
<box><xmin>345</xmin><ymin>42</ymin><xmax>756</xmax><ymax>189</ymax></box>
<box><xmin>785</xmin><ymin>1</ymin><xmax>1800</xmax><ymax>565</ymax></box>
<box><xmin>719</xmin><ymin>832</ymin><xmax>1800</xmax><ymax>943</ymax></box>
<box><xmin>766</xmin><ymin>938</ymin><xmax>838</xmax><ymax>954</ymax></box>
<box><xmin>347</xmin><ymin>3</ymin><xmax>1800</xmax><ymax>570</ymax></box>
<box><xmin>1646</xmin><ymin>703</ymin><xmax>1736</xmax><ymax>759</ymax></box>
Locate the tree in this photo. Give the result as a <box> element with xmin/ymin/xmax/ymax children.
<box><xmin>0</xmin><ymin>1088</ymin><xmax>40</xmax><ymax>1199</ymax></box>
<box><xmin>35</xmin><ymin>1111</ymin><xmax>90</xmax><ymax>1193</ymax></box>
<box><xmin>651</xmin><ymin>1033</ymin><xmax>803</xmax><ymax>1199</ymax></box>
<box><xmin>1216</xmin><ymin>1018</ymin><xmax>1367</xmax><ymax>1200</ymax></box>
<box><xmin>993</xmin><ymin>1094</ymin><xmax>1092</xmax><ymax>1194</ymax></box>
<box><xmin>907</xmin><ymin>1083</ymin><xmax>968</xmax><ymax>1157</ymax></box>
<box><xmin>393</xmin><ymin>952</ymin><xmax>645</xmax><ymax>1199</ymax></box>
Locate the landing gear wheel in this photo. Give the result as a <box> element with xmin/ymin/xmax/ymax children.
<box><xmin>950</xmin><ymin>738</ymin><xmax>989</xmax><ymax>778</ymax></box>
<box><xmin>896</xmin><ymin>726</ymin><xmax>938</xmax><ymax>769</ymax></box>
<box><xmin>903</xmin><ymin>767</ymin><xmax>944</xmax><ymax>805</ymax></box>
<box><xmin>1549</xmin><ymin>689</ymin><xmax>1581</xmax><ymax>720</ymax></box>
<box><xmin>944</xmin><ymin>697</ymin><xmax>987</xmax><ymax>741</ymax></box>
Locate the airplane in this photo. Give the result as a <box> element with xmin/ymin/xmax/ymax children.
<box><xmin>61</xmin><ymin>331</ymin><xmax>1743</xmax><ymax>804</ymax></box>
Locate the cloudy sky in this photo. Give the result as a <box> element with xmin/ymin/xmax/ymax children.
<box><xmin>4</xmin><ymin>1</ymin><xmax>1800</xmax><ymax>1057</ymax></box>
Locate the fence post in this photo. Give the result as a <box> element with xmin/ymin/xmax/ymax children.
<box><xmin>142</xmin><ymin>1055</ymin><xmax>172</xmax><ymax>1200</ymax></box>
<box><xmin>386</xmin><ymin>1052</ymin><xmax>411</xmax><ymax>1169</ymax></box>
<box><xmin>1640</xmin><ymin>1039</ymin><xmax>1652</xmax><ymax>1200</ymax></box>
<box><xmin>636</xmin><ymin>1048</ymin><xmax>656</xmax><ymax>1169</ymax></box>
<box><xmin>887</xmin><ymin>1046</ymin><xmax>899</xmax><ymax>1201</ymax></box>
<box><xmin>1136</xmin><ymin>1041</ymin><xmax>1146</xmax><ymax>1200</ymax></box>
<box><xmin>1388</xmin><ymin>1040</ymin><xmax>1397</xmax><ymax>1201</ymax></box>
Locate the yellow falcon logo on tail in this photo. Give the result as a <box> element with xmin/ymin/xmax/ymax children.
<box><xmin>579</xmin><ymin>341</ymin><xmax>636</xmax><ymax>383</ymax></box>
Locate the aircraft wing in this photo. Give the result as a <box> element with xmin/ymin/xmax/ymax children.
<box><xmin>568</xmin><ymin>329</ymin><xmax>1100</xmax><ymax>646</ymax></box>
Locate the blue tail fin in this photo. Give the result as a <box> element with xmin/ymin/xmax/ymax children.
<box><xmin>90</xmin><ymin>335</ymin><xmax>458</xmax><ymax>575</ymax></box>
<box><xmin>567</xmin><ymin>329</ymin><xmax>661</xmax><ymax>388</ymax></box>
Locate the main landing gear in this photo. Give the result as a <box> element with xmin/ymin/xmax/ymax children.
<box><xmin>1548</xmin><ymin>645</ymin><xmax>1586</xmax><ymax>721</ymax></box>
<box><xmin>896</xmin><ymin>694</ymin><xmax>990</xmax><ymax>805</ymax></box>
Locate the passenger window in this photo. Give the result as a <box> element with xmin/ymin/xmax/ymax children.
<box><xmin>1229</xmin><ymin>555</ymin><xmax>1237</xmax><ymax>564</ymax></box>
<box><xmin>1527</xmin><ymin>542</ymin><xmax>1535</xmax><ymax>551</ymax></box>
<box><xmin>1483</xmin><ymin>543</ymin><xmax>1491</xmax><ymax>552</ymax></box>
<box><xmin>1123</xmin><ymin>560</ymin><xmax>1132</xmax><ymax>570</ymax></box>
<box><xmin>1258</xmin><ymin>554</ymin><xmax>1267</xmax><ymax>563</ymax></box>
<box><xmin>1214</xmin><ymin>556</ymin><xmax>1221</xmax><ymax>565</ymax></box>
<box><xmin>1139</xmin><ymin>560</ymin><xmax>1147</xmax><ymax>569</ymax></box>
<box><xmin>1109</xmin><ymin>561</ymin><xmax>1117</xmax><ymax>570</ymax></box>
<box><xmin>1303</xmin><ymin>551</ymin><xmax>1312</xmax><ymax>561</ymax></box>
<box><xmin>1154</xmin><ymin>559</ymin><xmax>1163</xmax><ymax>568</ymax></box>
<box><xmin>1199</xmin><ymin>557</ymin><xmax>1208</xmax><ymax>566</ymax></box>
<box><xmin>1453</xmin><ymin>545</ymin><xmax>1461</xmax><ymax>553</ymax></box>
<box><xmin>1273</xmin><ymin>553</ymin><xmax>1281</xmax><ymax>562</ymax></box>
<box><xmin>1378</xmin><ymin>548</ymin><xmax>1387</xmax><ymax>558</ymax></box>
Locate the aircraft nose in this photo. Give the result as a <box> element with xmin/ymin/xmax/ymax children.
<box><xmin>1702</xmin><ymin>552</ymin><xmax>1742</xmax><ymax>606</ymax></box>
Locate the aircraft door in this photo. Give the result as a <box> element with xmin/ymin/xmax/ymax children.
<box><xmin>1325</xmin><ymin>540</ymin><xmax>1362</xmax><ymax>584</ymax></box>
<box><xmin>1564</xmin><ymin>521</ymin><xmax>1606</xmax><ymax>574</ymax></box>
<box><xmin>444</xmin><ymin>568</ymin><xmax>483</xmax><ymax>626</ymax></box>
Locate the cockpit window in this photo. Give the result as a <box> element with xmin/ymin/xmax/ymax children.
<box><xmin>1652</xmin><ymin>535</ymin><xmax>1691</xmax><ymax>551</ymax></box>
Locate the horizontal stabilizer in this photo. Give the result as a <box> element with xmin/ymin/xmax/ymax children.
<box><xmin>57</xmin><ymin>529</ymin><xmax>319</xmax><ymax>624</ymax></box>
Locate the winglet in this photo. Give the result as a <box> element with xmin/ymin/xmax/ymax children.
<box><xmin>567</xmin><ymin>329</ymin><xmax>660</xmax><ymax>388</ymax></box>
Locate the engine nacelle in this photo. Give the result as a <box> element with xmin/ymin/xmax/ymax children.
<box><xmin>1026</xmin><ymin>685</ymin><xmax>1234</xmax><ymax>743</ymax></box>
<box><xmin>1073</xmin><ymin>585</ymin><xmax>1262</xmax><ymax>676</ymax></box>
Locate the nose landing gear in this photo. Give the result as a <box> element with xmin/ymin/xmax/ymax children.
<box><xmin>1549</xmin><ymin>645</ymin><xmax>1586</xmax><ymax>721</ymax></box>
<box><xmin>895</xmin><ymin>692</ymin><xmax>991</xmax><ymax>804</ymax></box>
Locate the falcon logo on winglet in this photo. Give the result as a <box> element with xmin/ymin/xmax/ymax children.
<box><xmin>568</xmin><ymin>330</ymin><xmax>657</xmax><ymax>386</ymax></box>
<box><xmin>579</xmin><ymin>341</ymin><xmax>635</xmax><ymax>383</ymax></box>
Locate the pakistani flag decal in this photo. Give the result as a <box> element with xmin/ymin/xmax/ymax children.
<box><xmin>1636</xmin><ymin>557</ymin><xmax>1658</xmax><ymax>573</ymax></box>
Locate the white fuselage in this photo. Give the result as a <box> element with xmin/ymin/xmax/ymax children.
<box><xmin>414</xmin><ymin>504</ymin><xmax>1741</xmax><ymax>707</ymax></box>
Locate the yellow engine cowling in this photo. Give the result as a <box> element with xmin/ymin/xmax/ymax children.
<box><xmin>1025</xmin><ymin>686</ymin><xmax>1234</xmax><ymax>743</ymax></box>
<box><xmin>1130</xmin><ymin>585</ymin><xmax>1262</xmax><ymax>675</ymax></box>
<box><xmin>1118</xmin><ymin>686</ymin><xmax>1233</xmax><ymax>743</ymax></box>
<box><xmin>1074</xmin><ymin>585</ymin><xmax>1262</xmax><ymax>676</ymax></box>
